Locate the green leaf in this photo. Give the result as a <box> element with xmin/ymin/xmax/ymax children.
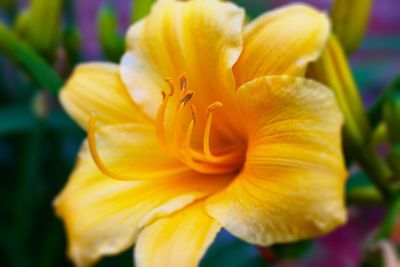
<box><xmin>0</xmin><ymin>23</ymin><xmax>63</xmax><ymax>96</ymax></box>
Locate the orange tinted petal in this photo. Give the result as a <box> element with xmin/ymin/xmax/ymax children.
<box><xmin>206</xmin><ymin>76</ymin><xmax>347</xmax><ymax>245</ymax></box>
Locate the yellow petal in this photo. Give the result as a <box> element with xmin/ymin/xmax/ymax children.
<box><xmin>120</xmin><ymin>0</ymin><xmax>245</xmax><ymax>138</ymax></box>
<box><xmin>84</xmin><ymin>123</ymin><xmax>190</xmax><ymax>180</ymax></box>
<box><xmin>60</xmin><ymin>63</ymin><xmax>151</xmax><ymax>130</ymax></box>
<box><xmin>54</xmin><ymin>138</ymin><xmax>230</xmax><ymax>266</ymax></box>
<box><xmin>135</xmin><ymin>201</ymin><xmax>220</xmax><ymax>267</ymax></box>
<box><xmin>233</xmin><ymin>4</ymin><xmax>330</xmax><ymax>87</ymax></box>
<box><xmin>206</xmin><ymin>76</ymin><xmax>347</xmax><ymax>245</ymax></box>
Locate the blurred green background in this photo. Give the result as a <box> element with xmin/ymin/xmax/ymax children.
<box><xmin>0</xmin><ymin>0</ymin><xmax>399</xmax><ymax>266</ymax></box>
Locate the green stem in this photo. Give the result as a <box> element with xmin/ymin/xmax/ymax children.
<box><xmin>353</xmin><ymin>145</ymin><xmax>394</xmax><ymax>202</ymax></box>
<box><xmin>377</xmin><ymin>196</ymin><xmax>400</xmax><ymax>240</ymax></box>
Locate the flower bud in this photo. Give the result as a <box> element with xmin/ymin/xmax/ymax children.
<box><xmin>132</xmin><ymin>0</ymin><xmax>155</xmax><ymax>22</ymax></box>
<box><xmin>307</xmin><ymin>34</ymin><xmax>371</xmax><ymax>149</ymax></box>
<box><xmin>331</xmin><ymin>0</ymin><xmax>373</xmax><ymax>54</ymax></box>
<box><xmin>97</xmin><ymin>3</ymin><xmax>124</xmax><ymax>62</ymax></box>
<box><xmin>25</xmin><ymin>0</ymin><xmax>64</xmax><ymax>61</ymax></box>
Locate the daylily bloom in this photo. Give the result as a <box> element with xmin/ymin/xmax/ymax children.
<box><xmin>54</xmin><ymin>1</ymin><xmax>347</xmax><ymax>266</ymax></box>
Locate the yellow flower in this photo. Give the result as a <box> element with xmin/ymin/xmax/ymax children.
<box><xmin>54</xmin><ymin>1</ymin><xmax>347</xmax><ymax>266</ymax></box>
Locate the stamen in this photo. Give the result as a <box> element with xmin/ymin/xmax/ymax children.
<box><xmin>156</xmin><ymin>79</ymin><xmax>178</xmax><ymax>149</ymax></box>
<box><xmin>164</xmin><ymin>77</ymin><xmax>175</xmax><ymax>96</ymax></box>
<box><xmin>181</xmin><ymin>114</ymin><xmax>236</xmax><ymax>174</ymax></box>
<box><xmin>190</xmin><ymin>104</ymin><xmax>197</xmax><ymax>125</ymax></box>
<box><xmin>87</xmin><ymin>113</ymin><xmax>134</xmax><ymax>180</ymax></box>
<box><xmin>173</xmin><ymin>91</ymin><xmax>194</xmax><ymax>152</ymax></box>
<box><xmin>155</xmin><ymin>76</ymin><xmax>244</xmax><ymax>174</ymax></box>
<box><xmin>179</xmin><ymin>73</ymin><xmax>188</xmax><ymax>94</ymax></box>
<box><xmin>204</xmin><ymin>101</ymin><xmax>223</xmax><ymax>159</ymax></box>
<box><xmin>180</xmin><ymin>91</ymin><xmax>194</xmax><ymax>105</ymax></box>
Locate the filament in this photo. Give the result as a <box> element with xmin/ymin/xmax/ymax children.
<box><xmin>155</xmin><ymin>79</ymin><xmax>176</xmax><ymax>150</ymax></box>
<box><xmin>154</xmin><ymin>74</ymin><xmax>244</xmax><ymax>175</ymax></box>
<box><xmin>87</xmin><ymin>113</ymin><xmax>134</xmax><ymax>180</ymax></box>
<box><xmin>204</xmin><ymin>102</ymin><xmax>223</xmax><ymax>159</ymax></box>
<box><xmin>181</xmin><ymin>114</ymin><xmax>237</xmax><ymax>174</ymax></box>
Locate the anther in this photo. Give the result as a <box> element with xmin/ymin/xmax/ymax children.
<box><xmin>179</xmin><ymin>73</ymin><xmax>188</xmax><ymax>93</ymax></box>
<box><xmin>181</xmin><ymin>91</ymin><xmax>194</xmax><ymax>105</ymax></box>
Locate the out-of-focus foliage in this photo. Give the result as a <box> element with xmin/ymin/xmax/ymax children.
<box><xmin>0</xmin><ymin>24</ymin><xmax>62</xmax><ymax>95</ymax></box>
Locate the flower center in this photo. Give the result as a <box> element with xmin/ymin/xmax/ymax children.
<box><xmin>155</xmin><ymin>74</ymin><xmax>245</xmax><ymax>175</ymax></box>
<box><xmin>85</xmin><ymin>74</ymin><xmax>245</xmax><ymax>181</ymax></box>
